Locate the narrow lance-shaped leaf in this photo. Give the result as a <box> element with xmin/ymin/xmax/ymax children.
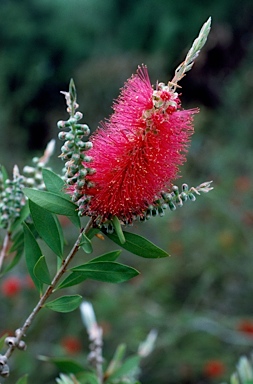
<box><xmin>9</xmin><ymin>229</ymin><xmax>24</xmax><ymax>253</ymax></box>
<box><xmin>75</xmin><ymin>372</ymin><xmax>100</xmax><ymax>384</ymax></box>
<box><xmin>15</xmin><ymin>375</ymin><xmax>28</xmax><ymax>384</ymax></box>
<box><xmin>88</xmin><ymin>250</ymin><xmax>121</xmax><ymax>263</ymax></box>
<box><xmin>10</xmin><ymin>202</ymin><xmax>30</xmax><ymax>232</ymax></box>
<box><xmin>107</xmin><ymin>355</ymin><xmax>141</xmax><ymax>381</ymax></box>
<box><xmin>23</xmin><ymin>222</ymin><xmax>43</xmax><ymax>292</ymax></box>
<box><xmin>42</xmin><ymin>168</ymin><xmax>68</xmax><ymax>198</ymax></box>
<box><xmin>29</xmin><ymin>200</ymin><xmax>64</xmax><ymax>258</ymax></box>
<box><xmin>55</xmin><ymin>272</ymin><xmax>88</xmax><ymax>290</ymax></box>
<box><xmin>71</xmin><ymin>261</ymin><xmax>139</xmax><ymax>283</ymax></box>
<box><xmin>0</xmin><ymin>333</ymin><xmax>8</xmax><ymax>351</ymax></box>
<box><xmin>23</xmin><ymin>188</ymin><xmax>78</xmax><ymax>216</ymax></box>
<box><xmin>44</xmin><ymin>294</ymin><xmax>82</xmax><ymax>313</ymax></box>
<box><xmin>38</xmin><ymin>355</ymin><xmax>84</xmax><ymax>375</ymax></box>
<box><xmin>105</xmin><ymin>344</ymin><xmax>126</xmax><ymax>378</ymax></box>
<box><xmin>42</xmin><ymin>169</ymin><xmax>81</xmax><ymax>228</ymax></box>
<box><xmin>33</xmin><ymin>256</ymin><xmax>51</xmax><ymax>285</ymax></box>
<box><xmin>80</xmin><ymin>233</ymin><xmax>93</xmax><ymax>254</ymax></box>
<box><xmin>86</xmin><ymin>227</ymin><xmax>100</xmax><ymax>239</ymax></box>
<box><xmin>106</xmin><ymin>231</ymin><xmax>169</xmax><ymax>258</ymax></box>
<box><xmin>57</xmin><ymin>261</ymin><xmax>139</xmax><ymax>290</ymax></box>
<box><xmin>112</xmin><ymin>216</ymin><xmax>125</xmax><ymax>244</ymax></box>
<box><xmin>0</xmin><ymin>165</ymin><xmax>8</xmax><ymax>183</ymax></box>
<box><xmin>3</xmin><ymin>249</ymin><xmax>23</xmax><ymax>274</ymax></box>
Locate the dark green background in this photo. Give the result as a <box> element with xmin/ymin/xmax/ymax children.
<box><xmin>0</xmin><ymin>0</ymin><xmax>253</xmax><ymax>383</ymax></box>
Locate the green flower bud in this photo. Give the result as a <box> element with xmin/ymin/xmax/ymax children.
<box><xmin>188</xmin><ymin>193</ymin><xmax>196</xmax><ymax>201</ymax></box>
<box><xmin>180</xmin><ymin>192</ymin><xmax>188</xmax><ymax>201</ymax></box>
<box><xmin>74</xmin><ymin>111</ymin><xmax>83</xmax><ymax>120</ymax></box>
<box><xmin>57</xmin><ymin>120</ymin><xmax>67</xmax><ymax>129</ymax></box>
<box><xmin>168</xmin><ymin>201</ymin><xmax>176</xmax><ymax>211</ymax></box>
<box><xmin>58</xmin><ymin>131</ymin><xmax>67</xmax><ymax>140</ymax></box>
<box><xmin>83</xmin><ymin>156</ymin><xmax>92</xmax><ymax>163</ymax></box>
<box><xmin>79</xmin><ymin>169</ymin><xmax>87</xmax><ymax>178</ymax></box>
<box><xmin>66</xmin><ymin>133</ymin><xmax>75</xmax><ymax>141</ymax></box>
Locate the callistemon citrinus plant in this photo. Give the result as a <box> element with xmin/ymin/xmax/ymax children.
<box><xmin>0</xmin><ymin>18</ymin><xmax>213</xmax><ymax>383</ymax></box>
<box><xmin>59</xmin><ymin>18</ymin><xmax>212</xmax><ymax>234</ymax></box>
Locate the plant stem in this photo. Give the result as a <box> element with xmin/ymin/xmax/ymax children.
<box><xmin>4</xmin><ymin>219</ymin><xmax>92</xmax><ymax>360</ymax></box>
<box><xmin>0</xmin><ymin>231</ymin><xmax>11</xmax><ymax>272</ymax></box>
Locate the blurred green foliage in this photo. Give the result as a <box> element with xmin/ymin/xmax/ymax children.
<box><xmin>1</xmin><ymin>0</ymin><xmax>253</xmax><ymax>383</ymax></box>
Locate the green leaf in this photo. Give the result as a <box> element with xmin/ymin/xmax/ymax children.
<box><xmin>76</xmin><ymin>372</ymin><xmax>99</xmax><ymax>384</ymax></box>
<box><xmin>23</xmin><ymin>188</ymin><xmax>78</xmax><ymax>216</ymax></box>
<box><xmin>72</xmin><ymin>261</ymin><xmax>139</xmax><ymax>283</ymax></box>
<box><xmin>26</xmin><ymin>178</ymin><xmax>81</xmax><ymax>228</ymax></box>
<box><xmin>57</xmin><ymin>261</ymin><xmax>138</xmax><ymax>290</ymax></box>
<box><xmin>23</xmin><ymin>222</ymin><xmax>43</xmax><ymax>292</ymax></box>
<box><xmin>0</xmin><ymin>333</ymin><xmax>8</xmax><ymax>350</ymax></box>
<box><xmin>29</xmin><ymin>200</ymin><xmax>64</xmax><ymax>257</ymax></box>
<box><xmin>9</xmin><ymin>230</ymin><xmax>24</xmax><ymax>253</ymax></box>
<box><xmin>106</xmin><ymin>231</ymin><xmax>169</xmax><ymax>258</ymax></box>
<box><xmin>3</xmin><ymin>249</ymin><xmax>23</xmax><ymax>274</ymax></box>
<box><xmin>80</xmin><ymin>233</ymin><xmax>93</xmax><ymax>254</ymax></box>
<box><xmin>39</xmin><ymin>355</ymin><xmax>84</xmax><ymax>374</ymax></box>
<box><xmin>107</xmin><ymin>355</ymin><xmax>141</xmax><ymax>381</ymax></box>
<box><xmin>34</xmin><ymin>256</ymin><xmax>51</xmax><ymax>285</ymax></box>
<box><xmin>44</xmin><ymin>294</ymin><xmax>82</xmax><ymax>312</ymax></box>
<box><xmin>86</xmin><ymin>227</ymin><xmax>100</xmax><ymax>239</ymax></box>
<box><xmin>105</xmin><ymin>344</ymin><xmax>126</xmax><ymax>378</ymax></box>
<box><xmin>42</xmin><ymin>168</ymin><xmax>67</xmax><ymax>196</ymax></box>
<box><xmin>0</xmin><ymin>165</ymin><xmax>8</xmax><ymax>183</ymax></box>
<box><xmin>10</xmin><ymin>203</ymin><xmax>30</xmax><ymax>232</ymax></box>
<box><xmin>68</xmin><ymin>214</ymin><xmax>81</xmax><ymax>228</ymax></box>
<box><xmin>112</xmin><ymin>216</ymin><xmax>125</xmax><ymax>244</ymax></box>
<box><xmin>89</xmin><ymin>250</ymin><xmax>121</xmax><ymax>263</ymax></box>
<box><xmin>56</xmin><ymin>272</ymin><xmax>88</xmax><ymax>290</ymax></box>
<box><xmin>15</xmin><ymin>375</ymin><xmax>28</xmax><ymax>384</ymax></box>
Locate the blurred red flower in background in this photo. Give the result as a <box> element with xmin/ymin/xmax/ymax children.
<box><xmin>204</xmin><ymin>359</ymin><xmax>226</xmax><ymax>378</ymax></box>
<box><xmin>61</xmin><ymin>336</ymin><xmax>82</xmax><ymax>355</ymax></box>
<box><xmin>1</xmin><ymin>276</ymin><xmax>22</xmax><ymax>297</ymax></box>
<box><xmin>237</xmin><ymin>320</ymin><xmax>253</xmax><ymax>336</ymax></box>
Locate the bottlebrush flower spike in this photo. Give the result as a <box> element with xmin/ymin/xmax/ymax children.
<box><xmin>78</xmin><ymin>66</ymin><xmax>198</xmax><ymax>224</ymax></box>
<box><xmin>65</xmin><ymin>18</ymin><xmax>212</xmax><ymax>226</ymax></box>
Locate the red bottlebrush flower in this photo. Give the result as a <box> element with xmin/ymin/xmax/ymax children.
<box><xmin>204</xmin><ymin>360</ymin><xmax>226</xmax><ymax>378</ymax></box>
<box><xmin>61</xmin><ymin>336</ymin><xmax>82</xmax><ymax>355</ymax></box>
<box><xmin>1</xmin><ymin>276</ymin><xmax>22</xmax><ymax>297</ymax></box>
<box><xmin>237</xmin><ymin>320</ymin><xmax>253</xmax><ymax>336</ymax></box>
<box><xmin>76</xmin><ymin>65</ymin><xmax>198</xmax><ymax>224</ymax></box>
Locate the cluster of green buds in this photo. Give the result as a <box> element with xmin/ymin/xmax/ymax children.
<box><xmin>101</xmin><ymin>181</ymin><xmax>213</xmax><ymax>233</ymax></box>
<box><xmin>57</xmin><ymin>79</ymin><xmax>94</xmax><ymax>213</ymax></box>
<box><xmin>22</xmin><ymin>139</ymin><xmax>55</xmax><ymax>189</ymax></box>
<box><xmin>140</xmin><ymin>181</ymin><xmax>213</xmax><ymax>222</ymax></box>
<box><xmin>0</xmin><ymin>140</ymin><xmax>56</xmax><ymax>230</ymax></box>
<box><xmin>0</xmin><ymin>165</ymin><xmax>26</xmax><ymax>229</ymax></box>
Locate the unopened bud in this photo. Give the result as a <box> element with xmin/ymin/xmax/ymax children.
<box><xmin>17</xmin><ymin>340</ymin><xmax>26</xmax><ymax>351</ymax></box>
<box><xmin>0</xmin><ymin>363</ymin><xmax>9</xmax><ymax>377</ymax></box>
<box><xmin>58</xmin><ymin>131</ymin><xmax>67</xmax><ymax>140</ymax></box>
<box><xmin>74</xmin><ymin>111</ymin><xmax>83</xmax><ymax>120</ymax></box>
<box><xmin>57</xmin><ymin>120</ymin><xmax>67</xmax><ymax>129</ymax></box>
<box><xmin>23</xmin><ymin>166</ymin><xmax>36</xmax><ymax>176</ymax></box>
<box><xmin>5</xmin><ymin>336</ymin><xmax>16</xmax><ymax>347</ymax></box>
<box><xmin>188</xmin><ymin>193</ymin><xmax>196</xmax><ymax>201</ymax></box>
<box><xmin>83</xmin><ymin>156</ymin><xmax>92</xmax><ymax>163</ymax></box>
<box><xmin>168</xmin><ymin>201</ymin><xmax>176</xmax><ymax>211</ymax></box>
<box><xmin>25</xmin><ymin>178</ymin><xmax>35</xmax><ymax>187</ymax></box>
